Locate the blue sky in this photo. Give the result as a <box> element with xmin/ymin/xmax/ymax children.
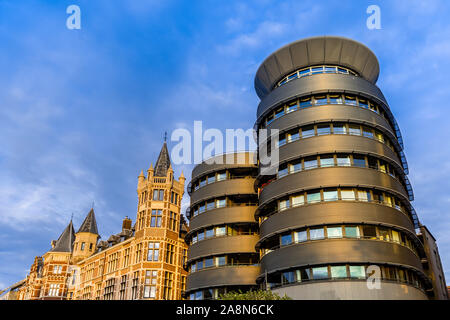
<box><xmin>1</xmin><ymin>0</ymin><xmax>450</xmax><ymax>289</ymax></box>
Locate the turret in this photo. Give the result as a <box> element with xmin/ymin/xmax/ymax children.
<box><xmin>72</xmin><ymin>208</ymin><xmax>99</xmax><ymax>263</ymax></box>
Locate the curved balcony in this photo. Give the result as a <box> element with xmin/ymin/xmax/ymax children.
<box><xmin>258</xmin><ymin>166</ymin><xmax>409</xmax><ymax>208</ymax></box>
<box><xmin>254</xmin><ymin>36</ymin><xmax>380</xmax><ymax>99</ymax></box>
<box><xmin>266</xmin><ymin>104</ymin><xmax>396</xmax><ymax>139</ymax></box>
<box><xmin>256</xmin><ymin>73</ymin><xmax>387</xmax><ymax>122</ymax></box>
<box><xmin>186</xmin><ymin>265</ymin><xmax>260</xmax><ymax>292</ymax></box>
<box><xmin>190</xmin><ymin>178</ymin><xmax>256</xmax><ymax>207</ymax></box>
<box><xmin>260</xmin><ymin>132</ymin><xmax>403</xmax><ymax>172</ymax></box>
<box><xmin>192</xmin><ymin>152</ymin><xmax>257</xmax><ymax>182</ymax></box>
<box><xmin>257</xmin><ymin>201</ymin><xmax>416</xmax><ymax>243</ymax></box>
<box><xmin>259</xmin><ymin>238</ymin><xmax>423</xmax><ymax>277</ymax></box>
<box><xmin>187</xmin><ymin>234</ymin><xmax>259</xmax><ymax>264</ymax></box>
<box><xmin>187</xmin><ymin>206</ymin><xmax>258</xmax><ymax>237</ymax></box>
<box><xmin>272</xmin><ymin>280</ymin><xmax>428</xmax><ymax>300</ymax></box>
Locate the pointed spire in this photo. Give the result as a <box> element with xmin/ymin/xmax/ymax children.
<box><xmin>77</xmin><ymin>208</ymin><xmax>99</xmax><ymax>235</ymax></box>
<box><xmin>51</xmin><ymin>220</ymin><xmax>75</xmax><ymax>252</ymax></box>
<box><xmin>154</xmin><ymin>141</ymin><xmax>171</xmax><ymax>177</ymax></box>
<box><xmin>148</xmin><ymin>163</ymin><xmax>154</xmax><ymax>172</ymax></box>
<box><xmin>180</xmin><ymin>170</ymin><xmax>185</xmax><ymax>179</ymax></box>
<box><xmin>139</xmin><ymin>170</ymin><xmax>145</xmax><ymax>178</ymax></box>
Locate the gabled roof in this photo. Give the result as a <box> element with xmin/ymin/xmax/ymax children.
<box><xmin>77</xmin><ymin>208</ymin><xmax>99</xmax><ymax>235</ymax></box>
<box><xmin>50</xmin><ymin>221</ymin><xmax>75</xmax><ymax>253</ymax></box>
<box><xmin>154</xmin><ymin>142</ymin><xmax>171</xmax><ymax>177</ymax></box>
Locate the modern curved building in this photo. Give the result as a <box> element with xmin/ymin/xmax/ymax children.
<box><xmin>184</xmin><ymin>152</ymin><xmax>260</xmax><ymax>300</ymax></box>
<box><xmin>253</xmin><ymin>36</ymin><xmax>446</xmax><ymax>299</ymax></box>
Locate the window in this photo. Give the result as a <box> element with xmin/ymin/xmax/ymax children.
<box><xmin>320</xmin><ymin>155</ymin><xmax>334</xmax><ymax>167</ymax></box>
<box><xmin>300</xmin><ymin>97</ymin><xmax>312</xmax><ymax>108</ymax></box>
<box><xmin>349</xmin><ymin>124</ymin><xmax>361</xmax><ymax>135</ymax></box>
<box><xmin>207</xmin><ymin>175</ymin><xmax>215</xmax><ymax>184</ymax></box>
<box><xmin>199</xmin><ymin>204</ymin><xmax>206</xmax><ymax>213</ymax></box>
<box><xmin>282</xmin><ymin>271</ymin><xmax>296</xmax><ymax>284</ymax></box>
<box><xmin>216</xmin><ymin>198</ymin><xmax>226</xmax><ymax>208</ymax></box>
<box><xmin>301</xmin><ymin>125</ymin><xmax>315</xmax><ymax>138</ymax></box>
<box><xmin>357</xmin><ymin>190</ymin><xmax>371</xmax><ymax>202</ymax></box>
<box><xmin>215</xmin><ymin>226</ymin><xmax>226</xmax><ymax>237</ymax></box>
<box><xmin>311</xmin><ymin>66</ymin><xmax>323</xmax><ymax>74</ymax></box>
<box><xmin>169</xmin><ymin>211</ymin><xmax>177</xmax><ymax>231</ymax></box>
<box><xmin>131</xmin><ymin>271</ymin><xmax>140</xmax><ymax>300</ymax></box>
<box><xmin>323</xmin><ymin>189</ymin><xmax>338</xmax><ymax>202</ymax></box>
<box><xmin>291</xmin><ymin>194</ymin><xmax>305</xmax><ymax>207</ymax></box>
<box><xmin>147</xmin><ymin>242</ymin><xmax>160</xmax><ymax>261</ymax></box>
<box><xmin>119</xmin><ymin>275</ymin><xmax>127</xmax><ymax>300</ymax></box>
<box><xmin>104</xmin><ymin>278</ymin><xmax>116</xmax><ymax>300</ymax></box>
<box><xmin>286</xmin><ymin>131</ymin><xmax>299</xmax><ymax>143</ymax></box>
<box><xmin>53</xmin><ymin>265</ymin><xmax>62</xmax><ymax>274</ymax></box>
<box><xmin>153</xmin><ymin>189</ymin><xmax>164</xmax><ymax>201</ymax></box>
<box><xmin>304</xmin><ymin>157</ymin><xmax>318</xmax><ymax>170</ymax></box>
<box><xmin>215</xmin><ymin>256</ymin><xmax>226</xmax><ymax>266</ymax></box>
<box><xmin>286</xmin><ymin>103</ymin><xmax>298</xmax><ymax>113</ymax></box>
<box><xmin>345</xmin><ymin>95</ymin><xmax>357</xmax><ymax>106</ymax></box>
<box><xmin>327</xmin><ymin>226</ymin><xmax>343</xmax><ymax>238</ymax></box>
<box><xmin>48</xmin><ymin>284</ymin><xmax>60</xmax><ymax>297</ymax></box>
<box><xmin>144</xmin><ymin>271</ymin><xmax>157</xmax><ymax>299</ymax></box>
<box><xmin>363</xmin><ymin>127</ymin><xmax>374</xmax><ymax>138</ymax></box>
<box><xmin>330</xmin><ymin>266</ymin><xmax>347</xmax><ymax>278</ymax></box>
<box><xmin>294</xmin><ymin>231</ymin><xmax>307</xmax><ymax>243</ymax></box>
<box><xmin>341</xmin><ymin>189</ymin><xmax>355</xmax><ymax>200</ymax></box>
<box><xmin>217</xmin><ymin>172</ymin><xmax>227</xmax><ymax>181</ymax></box>
<box><xmin>378</xmin><ymin>228</ymin><xmax>390</xmax><ymax>241</ymax></box>
<box><xmin>333</xmin><ymin>123</ymin><xmax>347</xmax><ymax>134</ymax></box>
<box><xmin>329</xmin><ymin>94</ymin><xmax>342</xmax><ymax>104</ymax></box>
<box><xmin>317</xmin><ymin>124</ymin><xmax>331</xmax><ymax>135</ymax></box>
<box><xmin>162</xmin><ymin>272</ymin><xmax>173</xmax><ymax>300</ymax></box>
<box><xmin>281</xmin><ymin>234</ymin><xmax>293</xmax><ymax>246</ymax></box>
<box><xmin>336</xmin><ymin>154</ymin><xmax>351</xmax><ymax>166</ymax></box>
<box><xmin>314</xmin><ymin>95</ymin><xmax>327</xmax><ymax>106</ymax></box>
<box><xmin>205</xmin><ymin>228</ymin><xmax>214</xmax><ymax>238</ymax></box>
<box><xmin>298</xmin><ymin>268</ymin><xmax>311</xmax><ymax>281</ymax></box>
<box><xmin>279</xmin><ymin>199</ymin><xmax>290</xmax><ymax>211</ymax></box>
<box><xmin>197</xmin><ymin>231</ymin><xmax>204</xmax><ymax>242</ymax></box>
<box><xmin>312</xmin><ymin>267</ymin><xmax>329</xmax><ymax>279</ymax></box>
<box><xmin>288</xmin><ymin>161</ymin><xmax>301</xmax><ymax>174</ymax></box>
<box><xmin>358</xmin><ymin>99</ymin><xmax>369</xmax><ymax>109</ymax></box>
<box><xmin>81</xmin><ymin>242</ymin><xmax>85</xmax><ymax>251</ymax></box>
<box><xmin>349</xmin><ymin>265</ymin><xmax>365</xmax><ymax>278</ymax></box>
<box><xmin>206</xmin><ymin>200</ymin><xmax>215</xmax><ymax>211</ymax></box>
<box><xmin>307</xmin><ymin>191</ymin><xmax>321</xmax><ymax>203</ymax></box>
<box><xmin>362</xmin><ymin>225</ymin><xmax>377</xmax><ymax>239</ymax></box>
<box><xmin>353</xmin><ymin>156</ymin><xmax>366</xmax><ymax>167</ymax></box>
<box><xmin>345</xmin><ymin>226</ymin><xmax>360</xmax><ymax>238</ymax></box>
<box><xmin>150</xmin><ymin>210</ymin><xmax>162</xmax><ymax>227</ymax></box>
<box><xmin>274</xmin><ymin>107</ymin><xmax>285</xmax><ymax>119</ymax></box>
<box><xmin>310</xmin><ymin>228</ymin><xmax>324</xmax><ymax>240</ymax></box>
<box><xmin>165</xmin><ymin>243</ymin><xmax>175</xmax><ymax>264</ymax></box>
<box><xmin>392</xmin><ymin>230</ymin><xmax>400</xmax><ymax>243</ymax></box>
<box><xmin>204</xmin><ymin>258</ymin><xmax>214</xmax><ymax>268</ymax></box>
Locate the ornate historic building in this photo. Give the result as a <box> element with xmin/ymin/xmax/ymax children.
<box><xmin>15</xmin><ymin>142</ymin><xmax>189</xmax><ymax>300</ymax></box>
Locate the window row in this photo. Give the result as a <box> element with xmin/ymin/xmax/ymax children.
<box><xmin>191</xmin><ymin>197</ymin><xmax>257</xmax><ymax>218</ymax></box>
<box><xmin>190</xmin><ymin>224</ymin><xmax>258</xmax><ymax>245</ymax></box>
<box><xmin>189</xmin><ymin>253</ymin><xmax>259</xmax><ymax>273</ymax></box>
<box><xmin>276</xmin><ymin>66</ymin><xmax>358</xmax><ymax>88</ymax></box>
<box><xmin>191</xmin><ymin>169</ymin><xmax>256</xmax><ymax>192</ymax></box>
<box><xmin>262</xmin><ymin>92</ymin><xmax>389</xmax><ymax>129</ymax></box>
<box><xmin>273</xmin><ymin>122</ymin><xmax>395</xmax><ymax>152</ymax></box>
<box><xmin>264</xmin><ymin>153</ymin><xmax>405</xmax><ymax>190</ymax></box>
<box><xmin>260</xmin><ymin>224</ymin><xmax>419</xmax><ymax>257</ymax></box>
<box><xmin>188</xmin><ymin>286</ymin><xmax>252</xmax><ymax>301</ymax></box>
<box><xmin>260</xmin><ymin>187</ymin><xmax>408</xmax><ymax>218</ymax></box>
<box><xmin>136</xmin><ymin>209</ymin><xmax>179</xmax><ymax>230</ymax></box>
<box><xmin>138</xmin><ymin>189</ymin><xmax>180</xmax><ymax>205</ymax></box>
<box><xmin>271</xmin><ymin>264</ymin><xmax>424</xmax><ymax>290</ymax></box>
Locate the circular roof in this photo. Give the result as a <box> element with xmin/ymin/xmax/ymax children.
<box><xmin>254</xmin><ymin>36</ymin><xmax>380</xmax><ymax>99</ymax></box>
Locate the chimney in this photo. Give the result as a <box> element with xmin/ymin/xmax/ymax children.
<box><xmin>122</xmin><ymin>216</ymin><xmax>132</xmax><ymax>231</ymax></box>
